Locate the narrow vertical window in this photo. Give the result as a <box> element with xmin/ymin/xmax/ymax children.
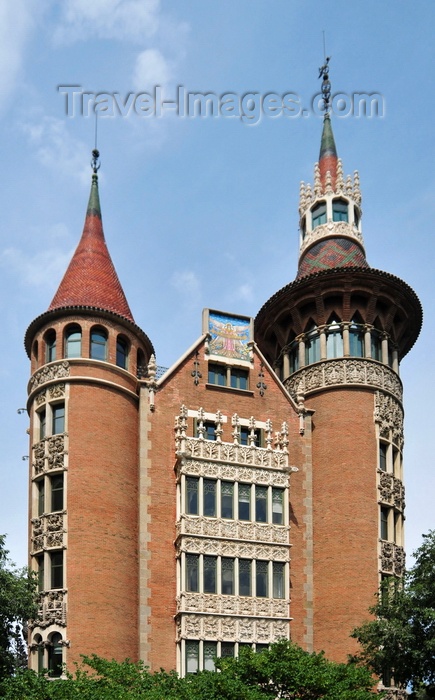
<box><xmin>37</xmin><ymin>555</ymin><xmax>44</xmax><ymax>592</ymax></box>
<box><xmin>221</xmin><ymin>558</ymin><xmax>234</xmax><ymax>595</ymax></box>
<box><xmin>221</xmin><ymin>642</ymin><xmax>235</xmax><ymax>658</ymax></box>
<box><xmin>36</xmin><ymin>639</ymin><xmax>44</xmax><ymax>673</ymax></box>
<box><xmin>380</xmin><ymin>508</ymin><xmax>389</xmax><ymax>541</ymax></box>
<box><xmin>186</xmin><ymin>477</ymin><xmax>199</xmax><ymax>515</ymax></box>
<box><xmin>203</xmin><ymin>642</ymin><xmax>217</xmax><ymax>671</ymax></box>
<box><xmin>203</xmin><ymin>556</ymin><xmax>217</xmax><ymax>593</ymax></box>
<box><xmin>273</xmin><ymin>562</ymin><xmax>285</xmax><ymax>599</ymax></box>
<box><xmin>186</xmin><ymin>554</ymin><xmax>199</xmax><ymax>592</ymax></box>
<box><xmin>52</xmin><ymin>404</ymin><xmax>65</xmax><ymax>435</ymax></box>
<box><xmin>379</xmin><ymin>443</ymin><xmax>387</xmax><ymax>472</ymax></box>
<box><xmin>65</xmin><ymin>326</ymin><xmax>81</xmax><ymax>359</ymax></box>
<box><xmin>311</xmin><ymin>201</ymin><xmax>327</xmax><ymax>228</ymax></box>
<box><xmin>305</xmin><ymin>325</ymin><xmax>320</xmax><ymax>364</ymax></box>
<box><xmin>37</xmin><ymin>480</ymin><xmax>45</xmax><ymax>516</ymax></box>
<box><xmin>45</xmin><ymin>330</ymin><xmax>56</xmax><ymax>363</ymax></box>
<box><xmin>272</xmin><ymin>488</ymin><xmax>284</xmax><ymax>525</ymax></box>
<box><xmin>239</xmin><ymin>559</ymin><xmax>251</xmax><ymax>596</ymax></box>
<box><xmin>371</xmin><ymin>330</ymin><xmax>382</xmax><ymax>361</ymax></box>
<box><xmin>221</xmin><ymin>482</ymin><xmax>234</xmax><ymax>519</ymax></box>
<box><xmin>48</xmin><ymin>633</ymin><xmax>63</xmax><ymax>678</ymax></box>
<box><xmin>50</xmin><ymin>551</ymin><xmax>63</xmax><ymax>589</ymax></box>
<box><xmin>332</xmin><ymin>198</ymin><xmax>349</xmax><ymax>222</ymax></box>
<box><xmin>230</xmin><ymin>368</ymin><xmax>248</xmax><ymax>390</ymax></box>
<box><xmin>326</xmin><ymin>320</ymin><xmax>343</xmax><ymax>358</ymax></box>
<box><xmin>203</xmin><ymin>480</ymin><xmax>216</xmax><ymax>517</ymax></box>
<box><xmin>255</xmin><ymin>486</ymin><xmax>268</xmax><ymax>523</ymax></box>
<box><xmin>208</xmin><ymin>363</ymin><xmax>226</xmax><ymax>386</ymax></box>
<box><xmin>116</xmin><ymin>337</ymin><xmax>128</xmax><ymax>369</ymax></box>
<box><xmin>90</xmin><ymin>329</ymin><xmax>107</xmax><ymax>361</ymax></box>
<box><xmin>185</xmin><ymin>641</ymin><xmax>199</xmax><ymax>674</ymax></box>
<box><xmin>39</xmin><ymin>410</ymin><xmax>46</xmax><ymax>441</ymax></box>
<box><xmin>51</xmin><ymin>474</ymin><xmax>64</xmax><ymax>512</ymax></box>
<box><xmin>238</xmin><ymin>484</ymin><xmax>251</xmax><ymax>521</ymax></box>
<box><xmin>256</xmin><ymin>561</ymin><xmax>268</xmax><ymax>597</ymax></box>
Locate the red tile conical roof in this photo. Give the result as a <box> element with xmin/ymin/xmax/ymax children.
<box><xmin>48</xmin><ymin>171</ymin><xmax>134</xmax><ymax>323</ymax></box>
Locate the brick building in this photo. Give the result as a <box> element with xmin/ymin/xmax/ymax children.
<box><xmin>25</xmin><ymin>111</ymin><xmax>421</xmax><ymax>676</ymax></box>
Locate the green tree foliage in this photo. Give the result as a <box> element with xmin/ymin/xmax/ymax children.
<box><xmin>352</xmin><ymin>531</ymin><xmax>435</xmax><ymax>694</ymax></box>
<box><xmin>0</xmin><ymin>535</ymin><xmax>37</xmax><ymax>679</ymax></box>
<box><xmin>0</xmin><ymin>641</ymin><xmax>376</xmax><ymax>699</ymax></box>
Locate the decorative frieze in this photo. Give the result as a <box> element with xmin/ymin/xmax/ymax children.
<box><xmin>299</xmin><ymin>221</ymin><xmax>364</xmax><ymax>255</ymax></box>
<box><xmin>32</xmin><ymin>436</ymin><xmax>67</xmax><ymax>477</ymax></box>
<box><xmin>34</xmin><ymin>590</ymin><xmax>67</xmax><ymax>629</ymax></box>
<box><xmin>29</xmin><ymin>363</ymin><xmax>70</xmax><ymax>392</ymax></box>
<box><xmin>180</xmin><ymin>438</ymin><xmax>288</xmax><ymax>469</ymax></box>
<box><xmin>176</xmin><ymin>611</ymin><xmax>289</xmax><ymax>643</ymax></box>
<box><xmin>177</xmin><ymin>592</ymin><xmax>289</xmax><ymax>619</ymax></box>
<box><xmin>286</xmin><ymin>359</ymin><xmax>402</xmax><ymax>403</ymax></box>
<box><xmin>380</xmin><ymin>542</ymin><xmax>405</xmax><ymax>576</ymax></box>
<box><xmin>177</xmin><ymin>459</ymin><xmax>290</xmax><ymax>487</ymax></box>
<box><xmin>176</xmin><ymin>535</ymin><xmax>289</xmax><ymax>561</ymax></box>
<box><xmin>176</xmin><ymin>516</ymin><xmax>289</xmax><ymax>545</ymax></box>
<box><xmin>374</xmin><ymin>391</ymin><xmax>404</xmax><ymax>448</ymax></box>
<box><xmin>378</xmin><ymin>472</ymin><xmax>405</xmax><ymax>512</ymax></box>
<box><xmin>31</xmin><ymin>513</ymin><xmax>66</xmax><ymax>553</ymax></box>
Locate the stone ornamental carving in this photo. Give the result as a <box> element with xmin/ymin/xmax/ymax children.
<box><xmin>30</xmin><ymin>362</ymin><xmax>70</xmax><ymax>392</ymax></box>
<box><xmin>177</xmin><ymin>592</ymin><xmax>289</xmax><ymax>619</ymax></box>
<box><xmin>182</xmin><ymin>437</ymin><xmax>288</xmax><ymax>469</ymax></box>
<box><xmin>33</xmin><ymin>441</ymin><xmax>46</xmax><ymax>475</ymax></box>
<box><xmin>176</xmin><ymin>536</ymin><xmax>289</xmax><ymax>561</ymax></box>
<box><xmin>34</xmin><ymin>590</ymin><xmax>67</xmax><ymax>629</ymax></box>
<box><xmin>176</xmin><ymin>516</ymin><xmax>289</xmax><ymax>545</ymax></box>
<box><xmin>48</xmin><ymin>384</ymin><xmax>66</xmax><ymax>399</ymax></box>
<box><xmin>286</xmin><ymin>359</ymin><xmax>403</xmax><ymax>403</ymax></box>
<box><xmin>380</xmin><ymin>542</ymin><xmax>405</xmax><ymax>576</ymax></box>
<box><xmin>31</xmin><ymin>512</ymin><xmax>66</xmax><ymax>553</ymax></box>
<box><xmin>374</xmin><ymin>391</ymin><xmax>404</xmax><ymax>447</ymax></box>
<box><xmin>177</xmin><ymin>459</ymin><xmax>290</xmax><ymax>487</ymax></box>
<box><xmin>383</xmin><ymin>689</ymin><xmax>408</xmax><ymax>700</ymax></box>
<box><xmin>32</xmin><ymin>436</ymin><xmax>67</xmax><ymax>477</ymax></box>
<box><xmin>378</xmin><ymin>472</ymin><xmax>405</xmax><ymax>512</ymax></box>
<box><xmin>35</xmin><ymin>392</ymin><xmax>46</xmax><ymax>406</ymax></box>
<box><xmin>176</xmin><ymin>612</ymin><xmax>289</xmax><ymax>643</ymax></box>
<box><xmin>299</xmin><ymin>220</ymin><xmax>364</xmax><ymax>256</ymax></box>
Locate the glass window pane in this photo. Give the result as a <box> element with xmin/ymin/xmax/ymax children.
<box><xmin>273</xmin><ymin>562</ymin><xmax>285</xmax><ymax>599</ymax></box>
<box><xmin>349</xmin><ymin>326</ymin><xmax>364</xmax><ymax>357</ymax></box>
<box><xmin>255</xmin><ymin>486</ymin><xmax>267</xmax><ymax>523</ymax></box>
<box><xmin>46</xmin><ymin>332</ymin><xmax>56</xmax><ymax>363</ymax></box>
<box><xmin>272</xmin><ymin>488</ymin><xmax>284</xmax><ymax>525</ymax></box>
<box><xmin>204</xmin><ymin>642</ymin><xmax>217</xmax><ymax>671</ymax></box>
<box><xmin>326</xmin><ymin>321</ymin><xmax>343</xmax><ymax>359</ymax></box>
<box><xmin>186</xmin><ymin>555</ymin><xmax>199</xmax><ymax>592</ymax></box>
<box><xmin>238</xmin><ymin>484</ymin><xmax>250</xmax><ymax>521</ymax></box>
<box><xmin>51</xmin><ymin>552</ymin><xmax>63</xmax><ymax>589</ymax></box>
<box><xmin>38</xmin><ymin>480</ymin><xmax>45</xmax><ymax>516</ymax></box>
<box><xmin>37</xmin><ymin>555</ymin><xmax>44</xmax><ymax>592</ymax></box>
<box><xmin>332</xmin><ymin>200</ymin><xmax>348</xmax><ymax>222</ymax></box>
<box><xmin>208</xmin><ymin>364</ymin><xmax>226</xmax><ymax>386</ymax></box>
<box><xmin>48</xmin><ymin>633</ymin><xmax>63</xmax><ymax>677</ymax></box>
<box><xmin>205</xmin><ymin>423</ymin><xmax>216</xmax><ymax>441</ymax></box>
<box><xmin>186</xmin><ymin>641</ymin><xmax>199</xmax><ymax>674</ymax></box>
<box><xmin>230</xmin><ymin>369</ymin><xmax>248</xmax><ymax>390</ymax></box>
<box><xmin>256</xmin><ymin>561</ymin><xmax>268</xmax><ymax>597</ymax></box>
<box><xmin>305</xmin><ymin>328</ymin><xmax>320</xmax><ymax>364</ymax></box>
<box><xmin>239</xmin><ymin>559</ymin><xmax>251</xmax><ymax>596</ymax></box>
<box><xmin>204</xmin><ymin>556</ymin><xmax>217</xmax><ymax>593</ymax></box>
<box><xmin>221</xmin><ymin>482</ymin><xmax>234</xmax><ymax>519</ymax></box>
<box><xmin>379</xmin><ymin>444</ymin><xmax>387</xmax><ymax>472</ymax></box>
<box><xmin>312</xmin><ymin>202</ymin><xmax>327</xmax><ymax>228</ymax></box>
<box><xmin>221</xmin><ymin>642</ymin><xmax>234</xmax><ymax>658</ymax></box>
<box><xmin>221</xmin><ymin>558</ymin><xmax>234</xmax><ymax>595</ymax></box>
<box><xmin>186</xmin><ymin>478</ymin><xmax>199</xmax><ymax>515</ymax></box>
<box><xmin>203</xmin><ymin>480</ymin><xmax>216</xmax><ymax>517</ymax></box>
<box><xmin>65</xmin><ymin>329</ymin><xmax>81</xmax><ymax>358</ymax></box>
<box><xmin>380</xmin><ymin>508</ymin><xmax>389</xmax><ymax>540</ymax></box>
<box><xmin>116</xmin><ymin>338</ymin><xmax>128</xmax><ymax>369</ymax></box>
<box><xmin>39</xmin><ymin>410</ymin><xmax>46</xmax><ymax>441</ymax></box>
<box><xmin>51</xmin><ymin>475</ymin><xmax>64</xmax><ymax>512</ymax></box>
<box><xmin>52</xmin><ymin>405</ymin><xmax>65</xmax><ymax>435</ymax></box>
<box><xmin>90</xmin><ymin>330</ymin><xmax>107</xmax><ymax>361</ymax></box>
<box><xmin>371</xmin><ymin>331</ymin><xmax>382</xmax><ymax>361</ymax></box>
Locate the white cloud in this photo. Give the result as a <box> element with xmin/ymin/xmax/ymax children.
<box><xmin>0</xmin><ymin>0</ymin><xmax>34</xmax><ymax>111</ymax></box>
<box><xmin>171</xmin><ymin>270</ymin><xmax>201</xmax><ymax>297</ymax></box>
<box><xmin>53</xmin><ymin>0</ymin><xmax>160</xmax><ymax>44</ymax></box>
<box><xmin>22</xmin><ymin>117</ymin><xmax>89</xmax><ymax>184</ymax></box>
<box><xmin>0</xmin><ymin>246</ymin><xmax>73</xmax><ymax>289</ymax></box>
<box><xmin>132</xmin><ymin>48</ymin><xmax>172</xmax><ymax>91</ymax></box>
<box><xmin>234</xmin><ymin>283</ymin><xmax>254</xmax><ymax>302</ymax></box>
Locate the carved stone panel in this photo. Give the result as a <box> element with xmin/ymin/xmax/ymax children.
<box><xmin>34</xmin><ymin>590</ymin><xmax>67</xmax><ymax>629</ymax></box>
<box><xmin>29</xmin><ymin>362</ymin><xmax>70</xmax><ymax>392</ymax></box>
<box><xmin>176</xmin><ymin>515</ymin><xmax>290</xmax><ymax>545</ymax></box>
<box><xmin>177</xmin><ymin>612</ymin><xmax>290</xmax><ymax>644</ymax></box>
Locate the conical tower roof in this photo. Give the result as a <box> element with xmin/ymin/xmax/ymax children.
<box><xmin>48</xmin><ymin>166</ymin><xmax>134</xmax><ymax>323</ymax></box>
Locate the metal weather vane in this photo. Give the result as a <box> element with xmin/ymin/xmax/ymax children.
<box><xmin>318</xmin><ymin>55</ymin><xmax>332</xmax><ymax>115</ymax></box>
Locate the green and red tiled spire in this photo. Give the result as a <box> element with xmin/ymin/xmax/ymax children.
<box><xmin>48</xmin><ymin>150</ymin><xmax>134</xmax><ymax>323</ymax></box>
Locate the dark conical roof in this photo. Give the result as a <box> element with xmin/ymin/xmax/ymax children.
<box><xmin>48</xmin><ymin>172</ymin><xmax>134</xmax><ymax>323</ymax></box>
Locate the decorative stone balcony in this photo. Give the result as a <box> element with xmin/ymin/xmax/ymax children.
<box><xmin>31</xmin><ymin>512</ymin><xmax>66</xmax><ymax>554</ymax></box>
<box><xmin>29</xmin><ymin>362</ymin><xmax>70</xmax><ymax>393</ymax></box>
<box><xmin>34</xmin><ymin>590</ymin><xmax>67</xmax><ymax>629</ymax></box>
<box><xmin>32</xmin><ymin>435</ymin><xmax>67</xmax><ymax>477</ymax></box>
<box><xmin>177</xmin><ymin>591</ymin><xmax>289</xmax><ymax>618</ymax></box>
<box><xmin>176</xmin><ymin>609</ymin><xmax>289</xmax><ymax>644</ymax></box>
<box><xmin>378</xmin><ymin>472</ymin><xmax>405</xmax><ymax>512</ymax></box>
<box><xmin>380</xmin><ymin>542</ymin><xmax>405</xmax><ymax>576</ymax></box>
<box><xmin>176</xmin><ymin>516</ymin><xmax>289</xmax><ymax>548</ymax></box>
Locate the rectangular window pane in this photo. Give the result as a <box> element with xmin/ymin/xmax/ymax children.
<box><xmin>38</xmin><ymin>480</ymin><xmax>45</xmax><ymax>516</ymax></box>
<box><xmin>51</xmin><ymin>552</ymin><xmax>63</xmax><ymax>589</ymax></box>
<box><xmin>221</xmin><ymin>482</ymin><xmax>234</xmax><ymax>519</ymax></box>
<box><xmin>272</xmin><ymin>489</ymin><xmax>284</xmax><ymax>525</ymax></box>
<box><xmin>204</xmin><ymin>556</ymin><xmax>217</xmax><ymax>594</ymax></box>
<box><xmin>37</xmin><ymin>555</ymin><xmax>44</xmax><ymax>592</ymax></box>
<box><xmin>255</xmin><ymin>486</ymin><xmax>267</xmax><ymax>523</ymax></box>
<box><xmin>186</xmin><ymin>477</ymin><xmax>199</xmax><ymax>515</ymax></box>
<box><xmin>221</xmin><ymin>558</ymin><xmax>234</xmax><ymax>595</ymax></box>
<box><xmin>203</xmin><ymin>480</ymin><xmax>216</xmax><ymax>517</ymax></box>
<box><xmin>186</xmin><ymin>641</ymin><xmax>199</xmax><ymax>674</ymax></box>
<box><xmin>208</xmin><ymin>364</ymin><xmax>226</xmax><ymax>386</ymax></box>
<box><xmin>51</xmin><ymin>475</ymin><xmax>64</xmax><ymax>512</ymax></box>
<box><xmin>230</xmin><ymin>368</ymin><xmax>248</xmax><ymax>390</ymax></box>
<box><xmin>52</xmin><ymin>405</ymin><xmax>65</xmax><ymax>435</ymax></box>
<box><xmin>238</xmin><ymin>484</ymin><xmax>250</xmax><ymax>521</ymax></box>
<box><xmin>205</xmin><ymin>423</ymin><xmax>216</xmax><ymax>441</ymax></box>
<box><xmin>273</xmin><ymin>562</ymin><xmax>285</xmax><ymax>599</ymax></box>
<box><xmin>186</xmin><ymin>554</ymin><xmax>199</xmax><ymax>592</ymax></box>
<box><xmin>256</xmin><ymin>561</ymin><xmax>268</xmax><ymax>597</ymax></box>
<box><xmin>379</xmin><ymin>444</ymin><xmax>387</xmax><ymax>472</ymax></box>
<box><xmin>239</xmin><ymin>559</ymin><xmax>251</xmax><ymax>596</ymax></box>
<box><xmin>380</xmin><ymin>508</ymin><xmax>389</xmax><ymax>541</ymax></box>
<box><xmin>221</xmin><ymin>642</ymin><xmax>234</xmax><ymax>658</ymax></box>
<box><xmin>203</xmin><ymin>642</ymin><xmax>217</xmax><ymax>671</ymax></box>
<box><xmin>240</xmin><ymin>427</ymin><xmax>249</xmax><ymax>445</ymax></box>
<box><xmin>39</xmin><ymin>410</ymin><xmax>46</xmax><ymax>441</ymax></box>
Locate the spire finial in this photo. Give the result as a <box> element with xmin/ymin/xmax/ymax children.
<box><xmin>318</xmin><ymin>48</ymin><xmax>332</xmax><ymax>115</ymax></box>
<box><xmin>91</xmin><ymin>148</ymin><xmax>100</xmax><ymax>174</ymax></box>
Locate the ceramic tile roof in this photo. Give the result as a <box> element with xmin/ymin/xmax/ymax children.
<box><xmin>297</xmin><ymin>238</ymin><xmax>369</xmax><ymax>279</ymax></box>
<box><xmin>48</xmin><ymin>173</ymin><xmax>134</xmax><ymax>323</ymax></box>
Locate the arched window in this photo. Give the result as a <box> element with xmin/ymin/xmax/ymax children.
<box><xmin>48</xmin><ymin>633</ymin><xmax>63</xmax><ymax>677</ymax></box>
<box><xmin>311</xmin><ymin>201</ymin><xmax>327</xmax><ymax>229</ymax></box>
<box><xmin>332</xmin><ymin>198</ymin><xmax>349</xmax><ymax>222</ymax></box>
<box><xmin>326</xmin><ymin>319</ymin><xmax>343</xmax><ymax>358</ymax></box>
<box><xmin>33</xmin><ymin>634</ymin><xmax>44</xmax><ymax>673</ymax></box>
<box><xmin>90</xmin><ymin>328</ymin><xmax>108</xmax><ymax>361</ymax></box>
<box><xmin>45</xmin><ymin>330</ymin><xmax>56</xmax><ymax>363</ymax></box>
<box><xmin>65</xmin><ymin>326</ymin><xmax>81</xmax><ymax>358</ymax></box>
<box><xmin>116</xmin><ymin>336</ymin><xmax>129</xmax><ymax>369</ymax></box>
<box><xmin>349</xmin><ymin>319</ymin><xmax>365</xmax><ymax>357</ymax></box>
<box><xmin>305</xmin><ymin>323</ymin><xmax>320</xmax><ymax>365</ymax></box>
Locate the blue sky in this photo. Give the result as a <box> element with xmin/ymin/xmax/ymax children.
<box><xmin>0</xmin><ymin>0</ymin><xmax>434</xmax><ymax>569</ymax></box>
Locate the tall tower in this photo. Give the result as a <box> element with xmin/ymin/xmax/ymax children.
<box><xmin>255</xmin><ymin>67</ymin><xmax>422</xmax><ymax>660</ymax></box>
<box><xmin>26</xmin><ymin>152</ymin><xmax>153</xmax><ymax>673</ymax></box>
